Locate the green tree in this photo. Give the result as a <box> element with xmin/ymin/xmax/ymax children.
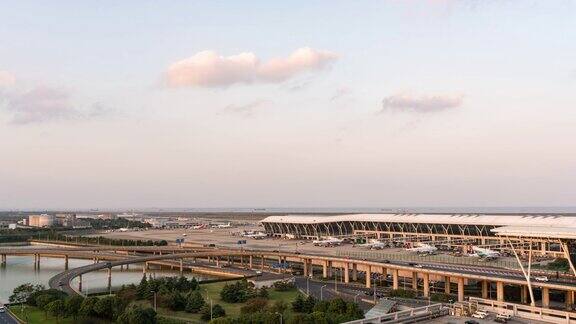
<box><xmin>79</xmin><ymin>296</ymin><xmax>99</xmax><ymax>318</ymax></box>
<box><xmin>64</xmin><ymin>295</ymin><xmax>84</xmax><ymax>320</ymax></box>
<box><xmin>137</xmin><ymin>275</ymin><xmax>149</xmax><ymax>299</ymax></box>
<box><xmin>257</xmin><ymin>287</ymin><xmax>269</xmax><ymax>299</ymax></box>
<box><xmin>200</xmin><ymin>303</ymin><xmax>225</xmax><ymax>321</ymax></box>
<box><xmin>117</xmin><ymin>305</ymin><xmax>157</xmax><ymax>324</ymax></box>
<box><xmin>185</xmin><ymin>291</ymin><xmax>206</xmax><ymax>313</ymax></box>
<box><xmin>46</xmin><ymin>300</ymin><xmax>66</xmax><ymax>324</ymax></box>
<box><xmin>291</xmin><ymin>294</ymin><xmax>305</xmax><ymax>312</ymax></box>
<box><xmin>9</xmin><ymin>283</ymin><xmax>43</xmax><ymax>306</ymax></box>
<box><xmin>269</xmin><ymin>300</ymin><xmax>288</xmax><ymax>314</ymax></box>
<box><xmin>36</xmin><ymin>294</ymin><xmax>58</xmax><ymax>319</ymax></box>
<box><xmin>240</xmin><ymin>298</ymin><xmax>268</xmax><ymax>314</ymax></box>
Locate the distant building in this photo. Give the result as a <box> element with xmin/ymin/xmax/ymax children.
<box><xmin>55</xmin><ymin>214</ymin><xmax>77</xmax><ymax>227</ymax></box>
<box><xmin>98</xmin><ymin>214</ymin><xmax>117</xmax><ymax>220</ymax></box>
<box><xmin>8</xmin><ymin>224</ymin><xmax>17</xmax><ymax>230</ymax></box>
<box><xmin>28</xmin><ymin>214</ymin><xmax>54</xmax><ymax>227</ymax></box>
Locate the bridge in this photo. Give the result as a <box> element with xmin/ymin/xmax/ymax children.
<box><xmin>2</xmin><ymin>244</ymin><xmax>576</xmax><ymax>312</ymax></box>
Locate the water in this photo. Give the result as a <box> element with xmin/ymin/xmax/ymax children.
<box><xmin>0</xmin><ymin>252</ymin><xmax>214</xmax><ymax>303</ymax></box>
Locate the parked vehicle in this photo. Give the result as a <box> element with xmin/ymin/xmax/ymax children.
<box><xmin>535</xmin><ymin>276</ymin><xmax>549</xmax><ymax>282</ymax></box>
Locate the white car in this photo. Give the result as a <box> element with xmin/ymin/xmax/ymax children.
<box><xmin>497</xmin><ymin>313</ymin><xmax>512</xmax><ymax>319</ymax></box>
<box><xmin>0</xmin><ymin>305</ymin><xmax>5</xmax><ymax>313</ymax></box>
<box><xmin>534</xmin><ymin>276</ymin><xmax>549</xmax><ymax>282</ymax></box>
<box><xmin>472</xmin><ymin>312</ymin><xmax>487</xmax><ymax>319</ymax></box>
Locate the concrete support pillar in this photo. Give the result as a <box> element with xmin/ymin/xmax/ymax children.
<box><xmin>179</xmin><ymin>258</ymin><xmax>183</xmax><ymax>274</ymax></box>
<box><xmin>261</xmin><ymin>255</ymin><xmax>265</xmax><ymax>270</ymax></box>
<box><xmin>444</xmin><ymin>276</ymin><xmax>451</xmax><ymax>294</ymax></box>
<box><xmin>352</xmin><ymin>264</ymin><xmax>358</xmax><ymax>281</ymax></box>
<box><xmin>423</xmin><ymin>273</ymin><xmax>430</xmax><ymax>298</ymax></box>
<box><xmin>521</xmin><ymin>285</ymin><xmax>528</xmax><ymax>304</ymax></box>
<box><xmin>482</xmin><ymin>280</ymin><xmax>489</xmax><ymax>299</ymax></box>
<box><xmin>365</xmin><ymin>265</ymin><xmax>371</xmax><ymax>288</ymax></box>
<box><xmin>323</xmin><ymin>260</ymin><xmax>329</xmax><ymax>278</ymax></box>
<box><xmin>303</xmin><ymin>259</ymin><xmax>309</xmax><ymax>277</ymax></box>
<box><xmin>64</xmin><ymin>255</ymin><xmax>69</xmax><ymax>270</ymax></box>
<box><xmin>126</xmin><ymin>264</ymin><xmax>129</xmax><ymax>270</ymax></box>
<box><xmin>412</xmin><ymin>272</ymin><xmax>418</xmax><ymax>291</ymax></box>
<box><xmin>78</xmin><ymin>274</ymin><xmax>83</xmax><ymax>292</ymax></box>
<box><xmin>344</xmin><ymin>263</ymin><xmax>350</xmax><ymax>283</ymax></box>
<box><xmin>143</xmin><ymin>262</ymin><xmax>148</xmax><ymax>274</ymax></box>
<box><xmin>249</xmin><ymin>255</ymin><xmax>253</xmax><ymax>269</ymax></box>
<box><xmin>1</xmin><ymin>254</ymin><xmax>6</xmax><ymax>266</ymax></box>
<box><xmin>392</xmin><ymin>269</ymin><xmax>399</xmax><ymax>290</ymax></box>
<box><xmin>496</xmin><ymin>281</ymin><xmax>504</xmax><ymax>302</ymax></box>
<box><xmin>107</xmin><ymin>267</ymin><xmax>112</xmax><ymax>293</ymax></box>
<box><xmin>457</xmin><ymin>277</ymin><xmax>465</xmax><ymax>302</ymax></box>
<box><xmin>216</xmin><ymin>257</ymin><xmax>220</xmax><ymax>267</ymax></box>
<box><xmin>566</xmin><ymin>291</ymin><xmax>574</xmax><ymax>310</ymax></box>
<box><xmin>542</xmin><ymin>287</ymin><xmax>550</xmax><ymax>308</ymax></box>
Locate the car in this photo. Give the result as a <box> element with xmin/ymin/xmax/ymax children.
<box><xmin>475</xmin><ymin>311</ymin><xmax>488</xmax><ymax>316</ymax></box>
<box><xmin>255</xmin><ymin>270</ymin><xmax>262</xmax><ymax>275</ymax></box>
<box><xmin>497</xmin><ymin>313</ymin><xmax>512</xmax><ymax>320</ymax></box>
<box><xmin>472</xmin><ymin>312</ymin><xmax>486</xmax><ymax>319</ymax></box>
<box><xmin>382</xmin><ymin>260</ymin><xmax>390</xmax><ymax>263</ymax></box>
<box><xmin>535</xmin><ymin>276</ymin><xmax>549</xmax><ymax>282</ymax></box>
<box><xmin>0</xmin><ymin>305</ymin><xmax>5</xmax><ymax>313</ymax></box>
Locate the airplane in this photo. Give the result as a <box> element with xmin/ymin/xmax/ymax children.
<box><xmin>358</xmin><ymin>240</ymin><xmax>387</xmax><ymax>250</ymax></box>
<box><xmin>469</xmin><ymin>246</ymin><xmax>500</xmax><ymax>259</ymax></box>
<box><xmin>312</xmin><ymin>237</ymin><xmax>343</xmax><ymax>246</ymax></box>
<box><xmin>243</xmin><ymin>232</ymin><xmax>267</xmax><ymax>239</ymax></box>
<box><xmin>118</xmin><ymin>228</ymin><xmax>129</xmax><ymax>232</ymax></box>
<box><xmin>406</xmin><ymin>243</ymin><xmax>438</xmax><ymax>254</ymax></box>
<box><xmin>212</xmin><ymin>222</ymin><xmax>232</xmax><ymax>229</ymax></box>
<box><xmin>192</xmin><ymin>224</ymin><xmax>207</xmax><ymax>230</ymax></box>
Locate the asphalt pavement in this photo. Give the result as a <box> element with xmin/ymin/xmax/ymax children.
<box><xmin>0</xmin><ymin>310</ymin><xmax>19</xmax><ymax>324</ymax></box>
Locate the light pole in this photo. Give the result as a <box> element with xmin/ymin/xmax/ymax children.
<box><xmin>275</xmin><ymin>312</ymin><xmax>283</xmax><ymax>324</ymax></box>
<box><xmin>334</xmin><ymin>268</ymin><xmax>338</xmax><ymax>292</ymax></box>
<box><xmin>202</xmin><ymin>287</ymin><xmax>213</xmax><ymax>320</ymax></box>
<box><xmin>306</xmin><ymin>276</ymin><xmax>310</xmax><ymax>295</ymax></box>
<box><xmin>320</xmin><ymin>284</ymin><xmax>327</xmax><ymax>301</ymax></box>
<box><xmin>354</xmin><ymin>293</ymin><xmax>361</xmax><ymax>303</ymax></box>
<box><xmin>150</xmin><ymin>290</ymin><xmax>157</xmax><ymax>311</ymax></box>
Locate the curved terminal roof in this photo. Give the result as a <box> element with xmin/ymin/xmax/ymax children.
<box><xmin>261</xmin><ymin>213</ymin><xmax>576</xmax><ymax>228</ymax></box>
<box><xmin>491</xmin><ymin>226</ymin><xmax>576</xmax><ymax>239</ymax></box>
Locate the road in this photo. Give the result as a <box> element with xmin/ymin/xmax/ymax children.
<box><xmin>294</xmin><ymin>277</ymin><xmax>374</xmax><ymax>311</ymax></box>
<box><xmin>0</xmin><ymin>310</ymin><xmax>19</xmax><ymax>324</ymax></box>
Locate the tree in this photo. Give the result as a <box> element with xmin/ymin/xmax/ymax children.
<box><xmin>46</xmin><ymin>300</ymin><xmax>66</xmax><ymax>323</ymax></box>
<box><xmin>303</xmin><ymin>295</ymin><xmax>317</xmax><ymax>313</ymax></box>
<box><xmin>137</xmin><ymin>275</ymin><xmax>149</xmax><ymax>299</ymax></box>
<box><xmin>269</xmin><ymin>300</ymin><xmax>288</xmax><ymax>314</ymax></box>
<box><xmin>201</xmin><ymin>303</ymin><xmax>225</xmax><ymax>321</ymax></box>
<box><xmin>257</xmin><ymin>287</ymin><xmax>269</xmax><ymax>299</ymax></box>
<box><xmin>240</xmin><ymin>298</ymin><xmax>268</xmax><ymax>314</ymax></box>
<box><xmin>117</xmin><ymin>305</ymin><xmax>156</xmax><ymax>324</ymax></box>
<box><xmin>79</xmin><ymin>296</ymin><xmax>99</xmax><ymax>318</ymax></box>
<box><xmin>9</xmin><ymin>283</ymin><xmax>43</xmax><ymax>306</ymax></box>
<box><xmin>291</xmin><ymin>294</ymin><xmax>305</xmax><ymax>312</ymax></box>
<box><xmin>36</xmin><ymin>294</ymin><xmax>58</xmax><ymax>319</ymax></box>
<box><xmin>64</xmin><ymin>296</ymin><xmax>84</xmax><ymax>320</ymax></box>
<box><xmin>185</xmin><ymin>291</ymin><xmax>206</xmax><ymax>313</ymax></box>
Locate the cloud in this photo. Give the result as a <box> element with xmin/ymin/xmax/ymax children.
<box><xmin>0</xmin><ymin>70</ymin><xmax>16</xmax><ymax>87</ymax></box>
<box><xmin>1</xmin><ymin>86</ymin><xmax>112</xmax><ymax>124</ymax></box>
<box><xmin>381</xmin><ymin>92</ymin><xmax>464</xmax><ymax>113</ymax></box>
<box><xmin>222</xmin><ymin>99</ymin><xmax>270</xmax><ymax>117</ymax></box>
<box><xmin>330</xmin><ymin>86</ymin><xmax>351</xmax><ymax>101</ymax></box>
<box><xmin>166</xmin><ymin>47</ymin><xmax>337</xmax><ymax>88</ymax></box>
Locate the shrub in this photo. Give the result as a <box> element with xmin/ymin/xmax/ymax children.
<box><xmin>240</xmin><ymin>298</ymin><xmax>269</xmax><ymax>314</ymax></box>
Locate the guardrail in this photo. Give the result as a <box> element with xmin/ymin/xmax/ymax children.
<box><xmin>344</xmin><ymin>303</ymin><xmax>448</xmax><ymax>324</ymax></box>
<box><xmin>337</xmin><ymin>250</ymin><xmax>522</xmax><ymax>269</ymax></box>
<box><xmin>470</xmin><ymin>297</ymin><xmax>576</xmax><ymax>324</ymax></box>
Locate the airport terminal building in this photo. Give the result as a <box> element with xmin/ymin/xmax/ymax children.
<box><xmin>261</xmin><ymin>213</ymin><xmax>576</xmax><ymax>259</ymax></box>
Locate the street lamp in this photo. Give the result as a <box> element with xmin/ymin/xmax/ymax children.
<box><xmin>354</xmin><ymin>293</ymin><xmax>361</xmax><ymax>303</ymax></box>
<box><xmin>320</xmin><ymin>284</ymin><xmax>327</xmax><ymax>301</ymax></box>
<box><xmin>275</xmin><ymin>312</ymin><xmax>283</xmax><ymax>324</ymax></box>
<box><xmin>306</xmin><ymin>276</ymin><xmax>310</xmax><ymax>295</ymax></box>
<box><xmin>202</xmin><ymin>287</ymin><xmax>213</xmax><ymax>320</ymax></box>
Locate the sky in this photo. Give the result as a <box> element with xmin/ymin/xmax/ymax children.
<box><xmin>1</xmin><ymin>1</ymin><xmax>576</xmax><ymax>210</ymax></box>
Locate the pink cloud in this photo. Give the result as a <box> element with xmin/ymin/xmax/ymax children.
<box><xmin>382</xmin><ymin>92</ymin><xmax>464</xmax><ymax>113</ymax></box>
<box><xmin>6</xmin><ymin>86</ymin><xmax>78</xmax><ymax>124</ymax></box>
<box><xmin>166</xmin><ymin>47</ymin><xmax>337</xmax><ymax>88</ymax></box>
<box><xmin>0</xmin><ymin>70</ymin><xmax>16</xmax><ymax>87</ymax></box>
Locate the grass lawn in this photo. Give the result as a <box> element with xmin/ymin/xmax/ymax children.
<box><xmin>138</xmin><ymin>280</ymin><xmax>301</xmax><ymax>323</ymax></box>
<box><xmin>10</xmin><ymin>305</ymin><xmax>75</xmax><ymax>324</ymax></box>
